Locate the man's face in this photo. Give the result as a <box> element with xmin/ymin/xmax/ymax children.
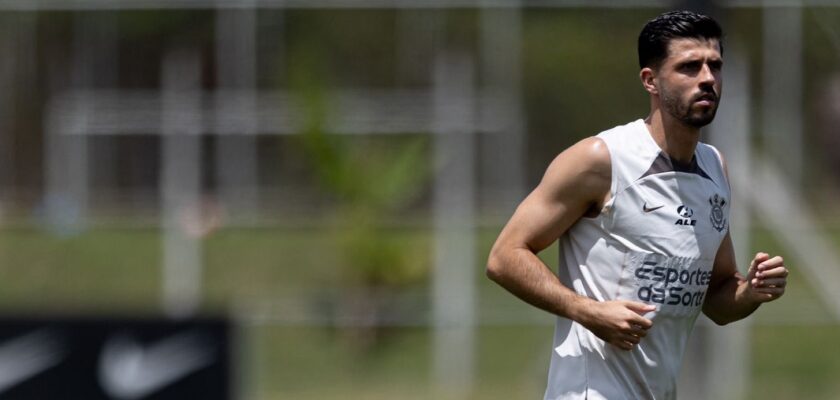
<box><xmin>655</xmin><ymin>38</ymin><xmax>722</xmax><ymax>127</ymax></box>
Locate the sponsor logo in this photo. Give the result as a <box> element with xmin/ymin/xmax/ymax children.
<box><xmin>0</xmin><ymin>330</ymin><xmax>65</xmax><ymax>394</ymax></box>
<box><xmin>99</xmin><ymin>331</ymin><xmax>215</xmax><ymax>400</ymax></box>
<box><xmin>618</xmin><ymin>254</ymin><xmax>711</xmax><ymax>317</ymax></box>
<box><xmin>634</xmin><ymin>260</ymin><xmax>710</xmax><ymax>307</ymax></box>
<box><xmin>709</xmin><ymin>194</ymin><xmax>727</xmax><ymax>232</ymax></box>
<box><xmin>642</xmin><ymin>203</ymin><xmax>664</xmax><ymax>213</ymax></box>
<box><xmin>674</xmin><ymin>205</ymin><xmax>697</xmax><ymax>226</ymax></box>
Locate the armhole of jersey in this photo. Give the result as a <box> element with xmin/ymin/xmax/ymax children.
<box><xmin>707</xmin><ymin>144</ymin><xmax>730</xmax><ymax>189</ymax></box>
<box><xmin>583</xmin><ymin>135</ymin><xmax>618</xmax><ymax>227</ymax></box>
<box><xmin>598</xmin><ymin>135</ymin><xmax>619</xmax><ymax>213</ymax></box>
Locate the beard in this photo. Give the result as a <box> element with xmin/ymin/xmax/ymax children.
<box><xmin>660</xmin><ymin>86</ymin><xmax>719</xmax><ymax>128</ymax></box>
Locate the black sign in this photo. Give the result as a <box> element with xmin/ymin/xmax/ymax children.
<box><xmin>0</xmin><ymin>316</ymin><xmax>231</xmax><ymax>400</ymax></box>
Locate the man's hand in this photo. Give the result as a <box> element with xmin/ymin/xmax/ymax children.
<box><xmin>743</xmin><ymin>252</ymin><xmax>788</xmax><ymax>303</ymax></box>
<box><xmin>577</xmin><ymin>300</ymin><xmax>655</xmax><ymax>351</ymax></box>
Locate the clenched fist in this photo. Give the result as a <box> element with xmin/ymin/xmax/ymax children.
<box><xmin>744</xmin><ymin>252</ymin><xmax>788</xmax><ymax>302</ymax></box>
<box><xmin>578</xmin><ymin>300</ymin><xmax>655</xmax><ymax>351</ymax></box>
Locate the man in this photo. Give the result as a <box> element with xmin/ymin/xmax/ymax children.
<box><xmin>486</xmin><ymin>10</ymin><xmax>788</xmax><ymax>400</ymax></box>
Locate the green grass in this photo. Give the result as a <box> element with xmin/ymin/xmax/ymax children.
<box><xmin>0</xmin><ymin>228</ymin><xmax>161</xmax><ymax>312</ymax></box>
<box><xmin>750</xmin><ymin>325</ymin><xmax>840</xmax><ymax>400</ymax></box>
<box><xmin>247</xmin><ymin>325</ymin><xmax>553</xmax><ymax>400</ymax></box>
<box><xmin>250</xmin><ymin>326</ymin><xmax>432</xmax><ymax>400</ymax></box>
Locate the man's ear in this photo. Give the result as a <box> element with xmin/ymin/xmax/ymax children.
<box><xmin>640</xmin><ymin>67</ymin><xmax>658</xmax><ymax>95</ymax></box>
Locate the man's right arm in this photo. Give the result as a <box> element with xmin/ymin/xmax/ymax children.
<box><xmin>486</xmin><ymin>137</ymin><xmax>654</xmax><ymax>350</ymax></box>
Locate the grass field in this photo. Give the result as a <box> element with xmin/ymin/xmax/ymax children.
<box><xmin>0</xmin><ymin>222</ymin><xmax>837</xmax><ymax>399</ymax></box>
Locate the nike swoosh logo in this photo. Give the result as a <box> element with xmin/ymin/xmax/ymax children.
<box><xmin>99</xmin><ymin>330</ymin><xmax>215</xmax><ymax>400</ymax></box>
<box><xmin>0</xmin><ymin>330</ymin><xmax>65</xmax><ymax>394</ymax></box>
<box><xmin>642</xmin><ymin>203</ymin><xmax>664</xmax><ymax>213</ymax></box>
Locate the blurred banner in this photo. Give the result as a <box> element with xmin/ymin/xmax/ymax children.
<box><xmin>0</xmin><ymin>316</ymin><xmax>231</xmax><ymax>400</ymax></box>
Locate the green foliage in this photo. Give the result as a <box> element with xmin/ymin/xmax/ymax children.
<box><xmin>289</xmin><ymin>38</ymin><xmax>430</xmax><ymax>287</ymax></box>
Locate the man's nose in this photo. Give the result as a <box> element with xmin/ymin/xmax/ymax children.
<box><xmin>699</xmin><ymin>63</ymin><xmax>716</xmax><ymax>86</ymax></box>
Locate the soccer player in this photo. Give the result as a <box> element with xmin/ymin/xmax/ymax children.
<box><xmin>486</xmin><ymin>10</ymin><xmax>788</xmax><ymax>399</ymax></box>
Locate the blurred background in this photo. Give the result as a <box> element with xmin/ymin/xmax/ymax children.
<box><xmin>0</xmin><ymin>0</ymin><xmax>838</xmax><ymax>399</ymax></box>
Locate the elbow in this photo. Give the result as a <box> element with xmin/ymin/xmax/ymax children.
<box><xmin>485</xmin><ymin>250</ymin><xmax>506</xmax><ymax>284</ymax></box>
<box><xmin>703</xmin><ymin>308</ymin><xmax>732</xmax><ymax>326</ymax></box>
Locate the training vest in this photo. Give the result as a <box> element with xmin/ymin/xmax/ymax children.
<box><xmin>544</xmin><ymin>119</ymin><xmax>731</xmax><ymax>400</ymax></box>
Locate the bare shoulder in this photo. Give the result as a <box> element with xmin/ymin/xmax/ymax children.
<box><xmin>539</xmin><ymin>136</ymin><xmax>611</xmax><ymax>203</ymax></box>
<box><xmin>491</xmin><ymin>136</ymin><xmax>612</xmax><ymax>253</ymax></box>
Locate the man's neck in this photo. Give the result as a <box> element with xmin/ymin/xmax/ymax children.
<box><xmin>644</xmin><ymin>109</ymin><xmax>700</xmax><ymax>164</ymax></box>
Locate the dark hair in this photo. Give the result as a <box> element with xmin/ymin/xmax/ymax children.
<box><xmin>638</xmin><ymin>10</ymin><xmax>723</xmax><ymax>69</ymax></box>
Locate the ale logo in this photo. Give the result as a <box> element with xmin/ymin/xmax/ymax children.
<box><xmin>674</xmin><ymin>205</ymin><xmax>696</xmax><ymax>226</ymax></box>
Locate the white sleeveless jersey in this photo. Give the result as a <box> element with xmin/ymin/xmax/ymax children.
<box><xmin>544</xmin><ymin>119</ymin><xmax>731</xmax><ymax>400</ymax></box>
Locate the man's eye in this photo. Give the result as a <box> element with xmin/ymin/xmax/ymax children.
<box><xmin>679</xmin><ymin>62</ymin><xmax>701</xmax><ymax>72</ymax></box>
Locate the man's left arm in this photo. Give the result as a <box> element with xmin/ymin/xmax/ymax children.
<box><xmin>702</xmin><ymin>231</ymin><xmax>789</xmax><ymax>325</ymax></box>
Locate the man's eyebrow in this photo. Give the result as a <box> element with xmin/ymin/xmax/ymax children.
<box><xmin>675</xmin><ymin>58</ymin><xmax>702</xmax><ymax>67</ymax></box>
<box><xmin>675</xmin><ymin>55</ymin><xmax>722</xmax><ymax>65</ymax></box>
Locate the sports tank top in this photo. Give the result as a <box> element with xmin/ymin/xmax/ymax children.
<box><xmin>544</xmin><ymin>119</ymin><xmax>731</xmax><ymax>400</ymax></box>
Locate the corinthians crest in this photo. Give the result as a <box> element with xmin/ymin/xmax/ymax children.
<box><xmin>709</xmin><ymin>194</ymin><xmax>727</xmax><ymax>232</ymax></box>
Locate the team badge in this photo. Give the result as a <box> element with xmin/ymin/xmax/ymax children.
<box><xmin>709</xmin><ymin>194</ymin><xmax>727</xmax><ymax>232</ymax></box>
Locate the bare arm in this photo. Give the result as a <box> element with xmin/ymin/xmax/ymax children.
<box><xmin>487</xmin><ymin>137</ymin><xmax>654</xmax><ymax>350</ymax></box>
<box><xmin>702</xmin><ymin>232</ymin><xmax>788</xmax><ymax>324</ymax></box>
<box><xmin>702</xmin><ymin>154</ymin><xmax>789</xmax><ymax>325</ymax></box>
